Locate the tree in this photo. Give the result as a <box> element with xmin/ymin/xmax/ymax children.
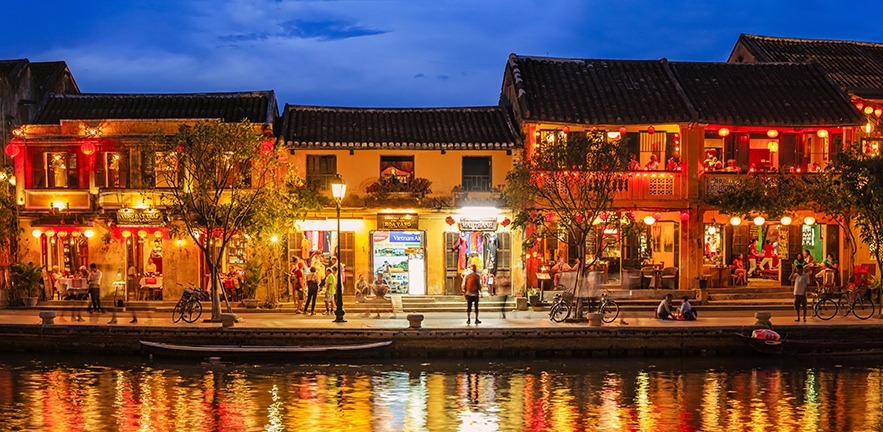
<box><xmin>506</xmin><ymin>131</ymin><xmax>634</xmax><ymax>294</ymax></box>
<box><xmin>0</xmin><ymin>164</ymin><xmax>21</xmax><ymax>292</ymax></box>
<box><xmin>701</xmin><ymin>173</ymin><xmax>802</xmax><ymax>222</ymax></box>
<box><xmin>833</xmin><ymin>143</ymin><xmax>883</xmax><ymax>280</ymax></box>
<box><xmin>146</xmin><ymin>120</ymin><xmax>293</xmax><ymax>321</ymax></box>
<box><xmin>798</xmin><ymin>171</ymin><xmax>859</xmax><ymax>275</ymax></box>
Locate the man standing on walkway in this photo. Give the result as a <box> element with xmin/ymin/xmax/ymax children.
<box><xmin>87</xmin><ymin>263</ymin><xmax>104</xmax><ymax>313</ymax></box>
<box><xmin>462</xmin><ymin>264</ymin><xmax>482</xmax><ymax>325</ymax></box>
<box><xmin>790</xmin><ymin>264</ymin><xmax>810</xmax><ymax>322</ymax></box>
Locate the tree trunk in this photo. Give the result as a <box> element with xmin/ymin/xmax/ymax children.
<box><xmin>208</xmin><ymin>262</ymin><xmax>222</xmax><ymax>322</ymax></box>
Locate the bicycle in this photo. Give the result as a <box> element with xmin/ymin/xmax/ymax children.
<box><xmin>814</xmin><ymin>286</ymin><xmax>874</xmax><ymax>320</ymax></box>
<box><xmin>549</xmin><ymin>287</ymin><xmax>618</xmax><ymax>323</ymax></box>
<box><xmin>173</xmin><ymin>283</ymin><xmax>208</xmax><ymax>323</ymax></box>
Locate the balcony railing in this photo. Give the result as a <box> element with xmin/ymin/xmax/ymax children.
<box><xmin>612</xmin><ymin>171</ymin><xmax>682</xmax><ymax>202</ymax></box>
<box><xmin>462</xmin><ymin>175</ymin><xmax>492</xmax><ymax>192</ymax></box>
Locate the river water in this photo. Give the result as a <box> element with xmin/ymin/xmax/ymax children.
<box><xmin>0</xmin><ymin>354</ymin><xmax>881</xmax><ymax>431</ymax></box>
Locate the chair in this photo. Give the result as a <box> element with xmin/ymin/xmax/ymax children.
<box><xmin>624</xmin><ymin>268</ymin><xmax>642</xmax><ymax>289</ymax></box>
<box><xmin>641</xmin><ymin>267</ymin><xmax>657</xmax><ymax>289</ymax></box>
<box><xmin>660</xmin><ymin>267</ymin><xmax>678</xmax><ymax>289</ymax></box>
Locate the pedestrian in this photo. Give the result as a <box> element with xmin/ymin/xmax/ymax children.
<box><xmin>679</xmin><ymin>296</ymin><xmax>697</xmax><ymax>320</ymax></box>
<box><xmin>656</xmin><ymin>293</ymin><xmax>674</xmax><ymax>320</ymax></box>
<box><xmin>371</xmin><ymin>274</ymin><xmax>390</xmax><ymax>319</ymax></box>
<box><xmin>290</xmin><ymin>258</ymin><xmax>305</xmax><ymax>314</ymax></box>
<box><xmin>323</xmin><ymin>267</ymin><xmax>337</xmax><ymax>315</ymax></box>
<box><xmin>303</xmin><ymin>266</ymin><xmax>320</xmax><ymax>315</ymax></box>
<box><xmin>355</xmin><ymin>274</ymin><xmax>370</xmax><ymax>317</ymax></box>
<box><xmin>790</xmin><ymin>264</ymin><xmax>810</xmax><ymax>322</ymax></box>
<box><xmin>87</xmin><ymin>263</ymin><xmax>104</xmax><ymax>313</ymax></box>
<box><xmin>462</xmin><ymin>264</ymin><xmax>482</xmax><ymax>325</ymax></box>
<box><xmin>486</xmin><ymin>271</ymin><xmax>496</xmax><ymax>296</ymax></box>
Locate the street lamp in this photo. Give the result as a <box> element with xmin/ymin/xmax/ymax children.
<box><xmin>331</xmin><ymin>174</ymin><xmax>347</xmax><ymax>323</ymax></box>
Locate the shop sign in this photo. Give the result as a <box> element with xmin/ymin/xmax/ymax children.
<box><xmin>458</xmin><ymin>217</ymin><xmax>498</xmax><ymax>231</ymax></box>
<box><xmin>377</xmin><ymin>213</ymin><xmax>419</xmax><ymax>230</ymax></box>
<box><xmin>117</xmin><ymin>208</ymin><xmax>164</xmax><ymax>226</ymax></box>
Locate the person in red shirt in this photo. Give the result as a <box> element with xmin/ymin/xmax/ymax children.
<box><xmin>747</xmin><ymin>239</ymin><xmax>760</xmax><ymax>277</ymax></box>
<box><xmin>759</xmin><ymin>240</ymin><xmax>775</xmax><ymax>271</ymax></box>
<box><xmin>462</xmin><ymin>264</ymin><xmax>482</xmax><ymax>325</ymax></box>
<box><xmin>731</xmin><ymin>253</ymin><xmax>747</xmax><ymax>286</ymax></box>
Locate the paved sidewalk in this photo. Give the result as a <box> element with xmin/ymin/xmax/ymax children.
<box><xmin>2</xmin><ymin>308</ymin><xmax>878</xmax><ymax>329</ymax></box>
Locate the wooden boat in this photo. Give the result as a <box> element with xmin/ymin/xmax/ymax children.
<box><xmin>734</xmin><ymin>333</ymin><xmax>883</xmax><ymax>356</ymax></box>
<box><xmin>141</xmin><ymin>340</ymin><xmax>393</xmax><ymax>359</ymax></box>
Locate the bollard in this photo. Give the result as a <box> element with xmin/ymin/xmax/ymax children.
<box><xmin>220</xmin><ymin>313</ymin><xmax>237</xmax><ymax>328</ymax></box>
<box><xmin>407</xmin><ymin>314</ymin><xmax>424</xmax><ymax>329</ymax></box>
<box><xmin>587</xmin><ymin>313</ymin><xmax>603</xmax><ymax>327</ymax></box>
<box><xmin>39</xmin><ymin>311</ymin><xmax>56</xmax><ymax>325</ymax></box>
<box><xmin>754</xmin><ymin>311</ymin><xmax>772</xmax><ymax>327</ymax></box>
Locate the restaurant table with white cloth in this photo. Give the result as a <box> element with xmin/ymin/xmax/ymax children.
<box><xmin>56</xmin><ymin>277</ymin><xmax>89</xmax><ymax>299</ymax></box>
<box><xmin>139</xmin><ymin>276</ymin><xmax>163</xmax><ymax>300</ymax></box>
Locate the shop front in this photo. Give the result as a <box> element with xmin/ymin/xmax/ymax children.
<box><xmin>443</xmin><ymin>209</ymin><xmax>513</xmax><ymax>295</ymax></box>
<box><xmin>113</xmin><ymin>208</ymin><xmax>168</xmax><ymax>300</ymax></box>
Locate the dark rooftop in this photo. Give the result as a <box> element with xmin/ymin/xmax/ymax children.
<box><xmin>733</xmin><ymin>34</ymin><xmax>883</xmax><ymax>98</ymax></box>
<box><xmin>280</xmin><ymin>105</ymin><xmax>520</xmax><ymax>150</ymax></box>
<box><xmin>504</xmin><ymin>54</ymin><xmax>863</xmax><ymax>127</ymax></box>
<box><xmin>33</xmin><ymin>91</ymin><xmax>277</xmax><ymax>124</ymax></box>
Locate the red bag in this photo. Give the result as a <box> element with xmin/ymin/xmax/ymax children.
<box><xmin>751</xmin><ymin>329</ymin><xmax>780</xmax><ymax>341</ymax></box>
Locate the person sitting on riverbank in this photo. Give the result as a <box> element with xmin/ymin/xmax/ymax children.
<box><xmin>679</xmin><ymin>296</ymin><xmax>697</xmax><ymax>321</ymax></box>
<box><xmin>656</xmin><ymin>293</ymin><xmax>675</xmax><ymax>320</ymax></box>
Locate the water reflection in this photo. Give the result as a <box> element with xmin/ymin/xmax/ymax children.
<box><xmin>2</xmin><ymin>356</ymin><xmax>883</xmax><ymax>431</ymax></box>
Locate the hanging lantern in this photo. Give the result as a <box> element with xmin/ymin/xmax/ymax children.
<box><xmin>57</xmin><ymin>231</ymin><xmax>68</xmax><ymax>238</ymax></box>
<box><xmin>766</xmin><ymin>129</ymin><xmax>779</xmax><ymax>138</ymax></box>
<box><xmin>865</xmin><ymin>122</ymin><xmax>874</xmax><ymax>134</ymax></box>
<box><xmin>647</xmin><ymin>126</ymin><xmax>655</xmax><ymax>134</ymax></box>
<box><xmin>154</xmin><ymin>230</ymin><xmax>163</xmax><ymax>239</ymax></box>
<box><xmin>562</xmin><ymin>126</ymin><xmax>570</xmax><ymax>134</ymax></box>
<box><xmin>575</xmin><ymin>214</ymin><xmax>584</xmax><ymax>223</ymax></box>
<box><xmin>717</xmin><ymin>128</ymin><xmax>730</xmax><ymax>137</ymax></box>
<box><xmin>261</xmin><ymin>139</ymin><xmax>275</xmax><ymax>155</ymax></box>
<box><xmin>729</xmin><ymin>216</ymin><xmax>742</xmax><ymax>226</ymax></box>
<box><xmin>4</xmin><ymin>143</ymin><xmax>21</xmax><ymax>158</ymax></box>
<box><xmin>679</xmin><ymin>211</ymin><xmax>690</xmax><ymax>222</ymax></box>
<box><xmin>176</xmin><ymin>239</ymin><xmax>185</xmax><ymax>247</ymax></box>
<box><xmin>767</xmin><ymin>141</ymin><xmax>779</xmax><ymax>152</ymax></box>
<box><xmin>864</xmin><ymin>106</ymin><xmax>874</xmax><ymax>115</ymax></box>
<box><xmin>80</xmin><ymin>141</ymin><xmax>97</xmax><ymax>156</ymax></box>
<box><xmin>71</xmin><ymin>231</ymin><xmax>81</xmax><ymax>238</ymax></box>
<box><xmin>707</xmin><ymin>225</ymin><xmax>717</xmax><ymax>235</ymax></box>
<box><xmin>875</xmin><ymin>108</ymin><xmax>883</xmax><ymax>118</ymax></box>
<box><xmin>606</xmin><ymin>131</ymin><xmax>621</xmax><ymax>140</ymax></box>
<box><xmin>544</xmin><ymin>213</ymin><xmax>555</xmax><ymax>222</ymax></box>
<box><xmin>618</xmin><ymin>126</ymin><xmax>628</xmax><ymax>136</ymax></box>
<box><xmin>780</xmin><ymin>216</ymin><xmax>792</xmax><ymax>226</ymax></box>
<box><xmin>599</xmin><ymin>212</ymin><xmax>609</xmax><ymax>222</ymax></box>
<box><xmin>643</xmin><ymin>215</ymin><xmax>656</xmax><ymax>225</ymax></box>
<box><xmin>177</xmin><ymin>143</ymin><xmax>185</xmax><ymax>153</ymax></box>
<box><xmin>137</xmin><ymin>230</ymin><xmax>148</xmax><ymax>239</ymax></box>
<box><xmin>652</xmin><ymin>212</ymin><xmax>662</xmax><ymax>221</ymax></box>
<box><xmin>855</xmin><ymin>101</ymin><xmax>864</xmax><ymax>110</ymax></box>
<box><xmin>816</xmin><ymin>129</ymin><xmax>828</xmax><ymax>138</ymax></box>
<box><xmin>121</xmin><ymin>230</ymin><xmax>131</xmax><ymax>238</ymax></box>
<box><xmin>445</xmin><ymin>216</ymin><xmax>455</xmax><ymax>226</ymax></box>
<box><xmin>753</xmin><ymin>216</ymin><xmax>765</xmax><ymax>226</ymax></box>
<box><xmin>45</xmin><ymin>229</ymin><xmax>56</xmax><ymax>237</ymax></box>
<box><xmin>500</xmin><ymin>218</ymin><xmax>511</xmax><ymax>227</ymax></box>
<box><xmin>31</xmin><ymin>229</ymin><xmax>42</xmax><ymax>238</ymax></box>
<box><xmin>804</xmin><ymin>216</ymin><xmax>816</xmax><ymax>226</ymax></box>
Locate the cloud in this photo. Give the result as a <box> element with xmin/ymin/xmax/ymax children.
<box><xmin>279</xmin><ymin>18</ymin><xmax>386</xmax><ymax>41</ymax></box>
<box><xmin>414</xmin><ymin>73</ymin><xmax>424</xmax><ymax>78</ymax></box>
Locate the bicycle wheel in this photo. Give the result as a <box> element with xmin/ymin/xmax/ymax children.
<box><xmin>840</xmin><ymin>297</ymin><xmax>852</xmax><ymax>317</ymax></box>
<box><xmin>852</xmin><ymin>297</ymin><xmax>875</xmax><ymax>320</ymax></box>
<box><xmin>815</xmin><ymin>298</ymin><xmax>838</xmax><ymax>320</ymax></box>
<box><xmin>172</xmin><ymin>300</ymin><xmax>184</xmax><ymax>323</ymax></box>
<box><xmin>182</xmin><ymin>300</ymin><xmax>203</xmax><ymax>323</ymax></box>
<box><xmin>550</xmin><ymin>302</ymin><xmax>570</xmax><ymax>323</ymax></box>
<box><xmin>600</xmin><ymin>300</ymin><xmax>619</xmax><ymax>323</ymax></box>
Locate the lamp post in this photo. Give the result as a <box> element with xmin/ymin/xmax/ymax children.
<box><xmin>331</xmin><ymin>174</ymin><xmax>347</xmax><ymax>323</ymax></box>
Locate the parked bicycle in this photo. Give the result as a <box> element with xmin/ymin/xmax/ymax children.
<box><xmin>813</xmin><ymin>286</ymin><xmax>874</xmax><ymax>320</ymax></box>
<box><xmin>173</xmin><ymin>282</ymin><xmax>209</xmax><ymax>323</ymax></box>
<box><xmin>549</xmin><ymin>288</ymin><xmax>618</xmax><ymax>323</ymax></box>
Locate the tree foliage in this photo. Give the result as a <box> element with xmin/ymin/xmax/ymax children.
<box><xmin>834</xmin><ymin>143</ymin><xmax>883</xmax><ymax>276</ymax></box>
<box><xmin>146</xmin><ymin>120</ymin><xmax>317</xmax><ymax>320</ymax></box>
<box><xmin>506</xmin><ymin>131</ymin><xmax>635</xmax><ymax>281</ymax></box>
<box><xmin>0</xmin><ymin>165</ymin><xmax>20</xmax><ymax>291</ymax></box>
<box><xmin>701</xmin><ymin>173</ymin><xmax>802</xmax><ymax>220</ymax></box>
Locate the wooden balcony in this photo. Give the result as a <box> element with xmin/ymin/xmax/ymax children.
<box><xmin>700</xmin><ymin>171</ymin><xmax>821</xmax><ymax>198</ymax></box>
<box><xmin>612</xmin><ymin>171</ymin><xmax>684</xmax><ymax>204</ymax></box>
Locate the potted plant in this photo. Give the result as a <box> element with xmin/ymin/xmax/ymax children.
<box><xmin>527</xmin><ymin>287</ymin><xmax>540</xmax><ymax>306</ymax></box>
<box><xmin>240</xmin><ymin>261</ymin><xmax>262</xmax><ymax>309</ymax></box>
<box><xmin>10</xmin><ymin>262</ymin><xmax>44</xmax><ymax>308</ymax></box>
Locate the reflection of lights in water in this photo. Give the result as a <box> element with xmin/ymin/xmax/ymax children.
<box><xmin>701</xmin><ymin>372</ymin><xmax>723</xmax><ymax>431</ymax></box>
<box><xmin>635</xmin><ymin>371</ymin><xmax>654</xmax><ymax>431</ymax></box>
<box><xmin>265</xmin><ymin>384</ymin><xmax>283</xmax><ymax>432</ymax></box>
<box><xmin>598</xmin><ymin>373</ymin><xmax>624</xmax><ymax>431</ymax></box>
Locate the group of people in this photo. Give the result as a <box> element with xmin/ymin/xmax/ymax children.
<box><xmin>746</xmin><ymin>239</ymin><xmax>778</xmax><ymax>278</ymax></box>
<box><xmin>656</xmin><ymin>293</ymin><xmax>697</xmax><ymax>321</ymax></box>
<box><xmin>355</xmin><ymin>273</ymin><xmax>391</xmax><ymax>318</ymax></box>
<box><xmin>627</xmin><ymin>154</ymin><xmax>681</xmax><ymax>171</ymax></box>
<box><xmin>289</xmin><ymin>256</ymin><xmax>345</xmax><ymax>316</ymax></box>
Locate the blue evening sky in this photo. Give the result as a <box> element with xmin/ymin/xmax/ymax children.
<box><xmin>2</xmin><ymin>0</ymin><xmax>880</xmax><ymax>108</ymax></box>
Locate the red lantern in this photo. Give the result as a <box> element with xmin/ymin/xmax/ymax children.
<box><xmin>562</xmin><ymin>126</ymin><xmax>570</xmax><ymax>134</ymax></box>
<box><xmin>544</xmin><ymin>213</ymin><xmax>555</xmax><ymax>222</ymax></box>
<box><xmin>618</xmin><ymin>126</ymin><xmax>627</xmax><ymax>135</ymax></box>
<box><xmin>647</xmin><ymin>126</ymin><xmax>655</xmax><ymax>134</ymax></box>
<box><xmin>575</xmin><ymin>214</ymin><xmax>584</xmax><ymax>223</ymax></box>
<box><xmin>627</xmin><ymin>211</ymin><xmax>636</xmax><ymax>220</ymax></box>
<box><xmin>501</xmin><ymin>218</ymin><xmax>511</xmax><ymax>227</ymax></box>
<box><xmin>261</xmin><ymin>139</ymin><xmax>274</xmax><ymax>155</ymax></box>
<box><xmin>855</xmin><ymin>101</ymin><xmax>865</xmax><ymax>110</ymax></box>
<box><xmin>177</xmin><ymin>143</ymin><xmax>185</xmax><ymax>153</ymax></box>
<box><xmin>80</xmin><ymin>141</ymin><xmax>97</xmax><ymax>156</ymax></box>
<box><xmin>599</xmin><ymin>212</ymin><xmax>609</xmax><ymax>222</ymax></box>
<box><xmin>679</xmin><ymin>211</ymin><xmax>690</xmax><ymax>222</ymax></box>
<box><xmin>876</xmin><ymin>108</ymin><xmax>883</xmax><ymax>118</ymax></box>
<box><xmin>445</xmin><ymin>216</ymin><xmax>455</xmax><ymax>226</ymax></box>
<box><xmin>4</xmin><ymin>143</ymin><xmax>20</xmax><ymax>158</ymax></box>
<box><xmin>653</xmin><ymin>212</ymin><xmax>662</xmax><ymax>221</ymax></box>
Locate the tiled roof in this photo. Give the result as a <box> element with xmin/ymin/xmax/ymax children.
<box><xmin>33</xmin><ymin>91</ymin><xmax>277</xmax><ymax>124</ymax></box>
<box><xmin>28</xmin><ymin>61</ymin><xmax>73</xmax><ymax>93</ymax></box>
<box><xmin>504</xmin><ymin>54</ymin><xmax>862</xmax><ymax>127</ymax></box>
<box><xmin>280</xmin><ymin>105</ymin><xmax>520</xmax><ymax>150</ymax></box>
<box><xmin>733</xmin><ymin>34</ymin><xmax>883</xmax><ymax>97</ymax></box>
<box><xmin>504</xmin><ymin>55</ymin><xmax>697</xmax><ymax>124</ymax></box>
<box><xmin>670</xmin><ymin>61</ymin><xmax>863</xmax><ymax>126</ymax></box>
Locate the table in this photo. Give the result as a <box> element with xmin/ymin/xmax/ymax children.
<box><xmin>704</xmin><ymin>266</ymin><xmax>731</xmax><ymax>288</ymax></box>
<box><xmin>139</xmin><ymin>276</ymin><xmax>163</xmax><ymax>300</ymax></box>
<box><xmin>804</xmin><ymin>264</ymin><xmax>823</xmax><ymax>286</ymax></box>
<box><xmin>57</xmin><ymin>277</ymin><xmax>88</xmax><ymax>299</ymax></box>
<box><xmin>536</xmin><ymin>272</ymin><xmax>551</xmax><ymax>302</ymax></box>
